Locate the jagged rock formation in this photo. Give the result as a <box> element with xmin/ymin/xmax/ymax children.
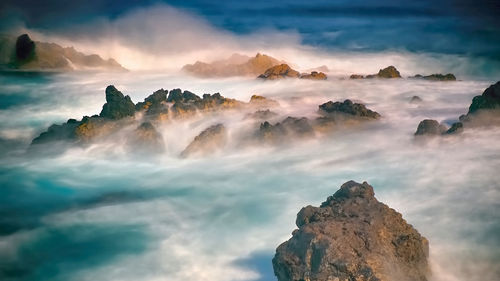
<box><xmin>257</xmin><ymin>117</ymin><xmax>315</xmax><ymax>143</ymax></box>
<box><xmin>467</xmin><ymin>81</ymin><xmax>500</xmax><ymax>114</ymax></box>
<box><xmin>414</xmin><ymin>81</ymin><xmax>500</xmax><ymax>138</ymax></box>
<box><xmin>411</xmin><ymin>74</ymin><xmax>456</xmax><ymax>81</ymax></box>
<box><xmin>181</xmin><ymin>124</ymin><xmax>227</xmax><ymax>157</ymax></box>
<box><xmin>0</xmin><ymin>34</ymin><xmax>126</xmax><ymax>71</ymax></box>
<box><xmin>135</xmin><ymin>89</ymin><xmax>169</xmax><ymax>119</ymax></box>
<box><xmin>258</xmin><ymin>64</ymin><xmax>328</xmax><ymax>80</ymax></box>
<box><xmin>182</xmin><ymin>53</ymin><xmax>282</xmax><ymax>77</ymax></box>
<box><xmin>100</xmin><ymin>86</ymin><xmax>136</xmax><ymax>119</ymax></box>
<box><xmin>318</xmin><ymin>100</ymin><xmax>381</xmax><ymax>119</ymax></box>
<box><xmin>273</xmin><ymin>181</ymin><xmax>429</xmax><ymax>281</ymax></box>
<box><xmin>350</xmin><ymin>66</ymin><xmax>401</xmax><ymax>79</ymax></box>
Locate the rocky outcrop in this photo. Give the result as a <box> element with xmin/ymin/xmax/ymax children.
<box><xmin>318</xmin><ymin>100</ymin><xmax>381</xmax><ymax>119</ymax></box>
<box><xmin>411</xmin><ymin>74</ymin><xmax>456</xmax><ymax>81</ymax></box>
<box><xmin>100</xmin><ymin>86</ymin><xmax>136</xmax><ymax>120</ymax></box>
<box><xmin>182</xmin><ymin>53</ymin><xmax>282</xmax><ymax>77</ymax></box>
<box><xmin>414</xmin><ymin>119</ymin><xmax>447</xmax><ymax>136</ymax></box>
<box><xmin>467</xmin><ymin>81</ymin><xmax>500</xmax><ymax>114</ymax></box>
<box><xmin>350</xmin><ymin>66</ymin><xmax>401</xmax><ymax>79</ymax></box>
<box><xmin>258</xmin><ymin>64</ymin><xmax>300</xmax><ymax>80</ymax></box>
<box><xmin>258</xmin><ymin>117</ymin><xmax>315</xmax><ymax>142</ymax></box>
<box><xmin>258</xmin><ymin>64</ymin><xmax>328</xmax><ymax>80</ymax></box>
<box><xmin>273</xmin><ymin>181</ymin><xmax>429</xmax><ymax>281</ymax></box>
<box><xmin>300</xmin><ymin>71</ymin><xmax>327</xmax><ymax>80</ymax></box>
<box><xmin>181</xmin><ymin>124</ymin><xmax>227</xmax><ymax>157</ymax></box>
<box><xmin>0</xmin><ymin>34</ymin><xmax>126</xmax><ymax>71</ymax></box>
<box><xmin>249</xmin><ymin>95</ymin><xmax>280</xmax><ymax>108</ymax></box>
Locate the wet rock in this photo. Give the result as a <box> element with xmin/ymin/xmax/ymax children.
<box><xmin>350</xmin><ymin>74</ymin><xmax>365</xmax><ymax>79</ymax></box>
<box><xmin>181</xmin><ymin>124</ymin><xmax>227</xmax><ymax>157</ymax></box>
<box><xmin>99</xmin><ymin>85</ymin><xmax>136</xmax><ymax>120</ymax></box>
<box><xmin>410</xmin><ymin>96</ymin><xmax>423</xmax><ymax>104</ymax></box>
<box><xmin>366</xmin><ymin>66</ymin><xmax>401</xmax><ymax>79</ymax></box>
<box><xmin>31</xmin><ymin>118</ymin><xmax>80</xmax><ymax>145</ymax></box>
<box><xmin>128</xmin><ymin>122</ymin><xmax>165</xmax><ymax>153</ymax></box>
<box><xmin>445</xmin><ymin>122</ymin><xmax>464</xmax><ymax>134</ymax></box>
<box><xmin>414</xmin><ymin>119</ymin><xmax>447</xmax><ymax>136</ymax></box>
<box><xmin>318</xmin><ymin>100</ymin><xmax>381</xmax><ymax>119</ymax></box>
<box><xmin>273</xmin><ymin>181</ymin><xmax>429</xmax><ymax>281</ymax></box>
<box><xmin>249</xmin><ymin>95</ymin><xmax>280</xmax><ymax>108</ymax></box>
<box><xmin>257</xmin><ymin>117</ymin><xmax>314</xmax><ymax>142</ymax></box>
<box><xmin>258</xmin><ymin>64</ymin><xmax>300</xmax><ymax>80</ymax></box>
<box><xmin>411</xmin><ymin>74</ymin><xmax>456</xmax><ymax>81</ymax></box>
<box><xmin>467</xmin><ymin>81</ymin><xmax>500</xmax><ymax>114</ymax></box>
<box><xmin>300</xmin><ymin>71</ymin><xmax>327</xmax><ymax>80</ymax></box>
<box><xmin>136</xmin><ymin>89</ymin><xmax>169</xmax><ymax>119</ymax></box>
<box><xmin>15</xmin><ymin>34</ymin><xmax>35</xmax><ymax>62</ymax></box>
<box><xmin>75</xmin><ymin>116</ymin><xmax>118</xmax><ymax>142</ymax></box>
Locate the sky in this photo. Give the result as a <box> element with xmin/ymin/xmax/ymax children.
<box><xmin>1</xmin><ymin>0</ymin><xmax>499</xmax><ymax>59</ymax></box>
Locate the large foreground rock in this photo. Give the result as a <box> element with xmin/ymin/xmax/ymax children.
<box><xmin>100</xmin><ymin>86</ymin><xmax>136</xmax><ymax>120</ymax></box>
<box><xmin>273</xmin><ymin>181</ymin><xmax>429</xmax><ymax>281</ymax></box>
<box><xmin>468</xmin><ymin>81</ymin><xmax>500</xmax><ymax>114</ymax></box>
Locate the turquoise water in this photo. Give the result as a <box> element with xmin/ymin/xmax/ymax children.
<box><xmin>0</xmin><ymin>71</ymin><xmax>499</xmax><ymax>281</ymax></box>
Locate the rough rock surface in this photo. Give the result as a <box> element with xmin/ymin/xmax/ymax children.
<box><xmin>258</xmin><ymin>64</ymin><xmax>301</xmax><ymax>80</ymax></box>
<box><xmin>414</xmin><ymin>119</ymin><xmax>447</xmax><ymax>136</ymax></box>
<box><xmin>181</xmin><ymin>124</ymin><xmax>227</xmax><ymax>157</ymax></box>
<box><xmin>128</xmin><ymin>122</ymin><xmax>165</xmax><ymax>153</ymax></box>
<box><xmin>100</xmin><ymin>86</ymin><xmax>136</xmax><ymax>120</ymax></box>
<box><xmin>319</xmin><ymin>100</ymin><xmax>381</xmax><ymax>119</ymax></box>
<box><xmin>258</xmin><ymin>117</ymin><xmax>315</xmax><ymax>143</ymax></box>
<box><xmin>182</xmin><ymin>53</ymin><xmax>282</xmax><ymax>77</ymax></box>
<box><xmin>273</xmin><ymin>181</ymin><xmax>429</xmax><ymax>281</ymax></box>
<box><xmin>467</xmin><ymin>81</ymin><xmax>500</xmax><ymax>114</ymax></box>
<box><xmin>135</xmin><ymin>89</ymin><xmax>169</xmax><ymax>119</ymax></box>
<box><xmin>350</xmin><ymin>66</ymin><xmax>401</xmax><ymax>79</ymax></box>
<box><xmin>300</xmin><ymin>71</ymin><xmax>327</xmax><ymax>80</ymax></box>
<box><xmin>411</xmin><ymin>74</ymin><xmax>456</xmax><ymax>81</ymax></box>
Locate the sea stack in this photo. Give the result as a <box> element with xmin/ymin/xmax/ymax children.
<box><xmin>273</xmin><ymin>181</ymin><xmax>429</xmax><ymax>281</ymax></box>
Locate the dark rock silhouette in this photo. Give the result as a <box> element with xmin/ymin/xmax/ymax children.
<box><xmin>351</xmin><ymin>66</ymin><xmax>401</xmax><ymax>79</ymax></box>
<box><xmin>468</xmin><ymin>81</ymin><xmax>500</xmax><ymax>114</ymax></box>
<box><xmin>136</xmin><ymin>89</ymin><xmax>169</xmax><ymax>119</ymax></box>
<box><xmin>318</xmin><ymin>100</ymin><xmax>381</xmax><ymax>119</ymax></box>
<box><xmin>414</xmin><ymin>119</ymin><xmax>447</xmax><ymax>136</ymax></box>
<box><xmin>411</xmin><ymin>74</ymin><xmax>456</xmax><ymax>81</ymax></box>
<box><xmin>100</xmin><ymin>86</ymin><xmax>136</xmax><ymax>120</ymax></box>
<box><xmin>15</xmin><ymin>34</ymin><xmax>35</xmax><ymax>61</ymax></box>
<box><xmin>258</xmin><ymin>117</ymin><xmax>315</xmax><ymax>143</ymax></box>
<box><xmin>181</xmin><ymin>124</ymin><xmax>227</xmax><ymax>157</ymax></box>
<box><xmin>273</xmin><ymin>181</ymin><xmax>429</xmax><ymax>281</ymax></box>
<box><xmin>445</xmin><ymin>122</ymin><xmax>464</xmax><ymax>134</ymax></box>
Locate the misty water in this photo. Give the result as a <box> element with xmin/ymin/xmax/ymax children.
<box><xmin>0</xmin><ymin>70</ymin><xmax>499</xmax><ymax>281</ymax></box>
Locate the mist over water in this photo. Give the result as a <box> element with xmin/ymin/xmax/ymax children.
<box><xmin>0</xmin><ymin>68</ymin><xmax>499</xmax><ymax>281</ymax></box>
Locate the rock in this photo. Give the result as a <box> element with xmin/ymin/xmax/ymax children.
<box><xmin>350</xmin><ymin>74</ymin><xmax>365</xmax><ymax>79</ymax></box>
<box><xmin>31</xmin><ymin>118</ymin><xmax>80</xmax><ymax>145</ymax></box>
<box><xmin>99</xmin><ymin>85</ymin><xmax>136</xmax><ymax>120</ymax></box>
<box><xmin>414</xmin><ymin>119</ymin><xmax>447</xmax><ymax>136</ymax></box>
<box><xmin>258</xmin><ymin>64</ymin><xmax>300</xmax><ymax>80</ymax></box>
<box><xmin>182</xmin><ymin>53</ymin><xmax>283</xmax><ymax>77</ymax></box>
<box><xmin>365</xmin><ymin>66</ymin><xmax>401</xmax><ymax>79</ymax></box>
<box><xmin>128</xmin><ymin>122</ymin><xmax>165</xmax><ymax>153</ymax></box>
<box><xmin>181</xmin><ymin>124</ymin><xmax>227</xmax><ymax>157</ymax></box>
<box><xmin>444</xmin><ymin>122</ymin><xmax>463</xmax><ymax>134</ymax></box>
<box><xmin>410</xmin><ymin>96</ymin><xmax>423</xmax><ymax>104</ymax></box>
<box><xmin>246</xmin><ymin>109</ymin><xmax>278</xmax><ymax>120</ymax></box>
<box><xmin>136</xmin><ymin>89</ymin><xmax>169</xmax><ymax>119</ymax></box>
<box><xmin>467</xmin><ymin>81</ymin><xmax>500</xmax><ymax>114</ymax></box>
<box><xmin>2</xmin><ymin>34</ymin><xmax>126</xmax><ymax>71</ymax></box>
<box><xmin>318</xmin><ymin>100</ymin><xmax>381</xmax><ymax>119</ymax></box>
<box><xmin>15</xmin><ymin>34</ymin><xmax>35</xmax><ymax>62</ymax></box>
<box><xmin>249</xmin><ymin>95</ymin><xmax>280</xmax><ymax>108</ymax></box>
<box><xmin>75</xmin><ymin>116</ymin><xmax>118</xmax><ymax>142</ymax></box>
<box><xmin>411</xmin><ymin>74</ymin><xmax>456</xmax><ymax>81</ymax></box>
<box><xmin>257</xmin><ymin>117</ymin><xmax>314</xmax><ymax>142</ymax></box>
<box><xmin>300</xmin><ymin>71</ymin><xmax>327</xmax><ymax>80</ymax></box>
<box><xmin>273</xmin><ymin>181</ymin><xmax>429</xmax><ymax>281</ymax></box>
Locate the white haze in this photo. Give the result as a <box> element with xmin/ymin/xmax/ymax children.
<box><xmin>12</xmin><ymin>4</ymin><xmax>497</xmax><ymax>79</ymax></box>
<box><xmin>0</xmin><ymin>70</ymin><xmax>499</xmax><ymax>281</ymax></box>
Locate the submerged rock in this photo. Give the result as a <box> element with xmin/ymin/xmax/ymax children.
<box><xmin>411</xmin><ymin>73</ymin><xmax>456</xmax><ymax>81</ymax></box>
<box><xmin>273</xmin><ymin>180</ymin><xmax>429</xmax><ymax>281</ymax></box>
<box><xmin>444</xmin><ymin>122</ymin><xmax>463</xmax><ymax>134</ymax></box>
<box><xmin>367</xmin><ymin>66</ymin><xmax>401</xmax><ymax>79</ymax></box>
<box><xmin>100</xmin><ymin>85</ymin><xmax>136</xmax><ymax>120</ymax></box>
<box><xmin>257</xmin><ymin>117</ymin><xmax>314</xmax><ymax>143</ymax></box>
<box><xmin>258</xmin><ymin>64</ymin><xmax>300</xmax><ymax>80</ymax></box>
<box><xmin>300</xmin><ymin>71</ymin><xmax>327</xmax><ymax>80</ymax></box>
<box><xmin>181</xmin><ymin>124</ymin><xmax>227</xmax><ymax>157</ymax></box>
<box><xmin>246</xmin><ymin>109</ymin><xmax>278</xmax><ymax>120</ymax></box>
<box><xmin>410</xmin><ymin>96</ymin><xmax>423</xmax><ymax>104</ymax></box>
<box><xmin>128</xmin><ymin>122</ymin><xmax>165</xmax><ymax>153</ymax></box>
<box><xmin>414</xmin><ymin>119</ymin><xmax>447</xmax><ymax>136</ymax></box>
<box><xmin>349</xmin><ymin>74</ymin><xmax>365</xmax><ymax>79</ymax></box>
<box><xmin>249</xmin><ymin>95</ymin><xmax>280</xmax><ymax>108</ymax></box>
